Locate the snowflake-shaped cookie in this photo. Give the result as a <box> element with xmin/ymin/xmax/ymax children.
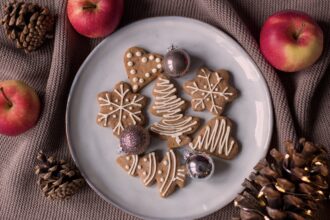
<box><xmin>183</xmin><ymin>67</ymin><xmax>238</xmax><ymax>115</ymax></box>
<box><xmin>96</xmin><ymin>82</ymin><xmax>147</xmax><ymax>137</ymax></box>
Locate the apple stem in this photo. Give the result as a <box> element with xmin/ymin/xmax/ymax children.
<box><xmin>294</xmin><ymin>22</ymin><xmax>305</xmax><ymax>40</ymax></box>
<box><xmin>82</xmin><ymin>2</ymin><xmax>97</xmax><ymax>10</ymax></box>
<box><xmin>0</xmin><ymin>87</ymin><xmax>13</xmax><ymax>107</ymax></box>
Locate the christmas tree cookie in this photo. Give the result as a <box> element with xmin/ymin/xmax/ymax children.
<box><xmin>155</xmin><ymin>150</ymin><xmax>187</xmax><ymax>198</ymax></box>
<box><xmin>116</xmin><ymin>152</ymin><xmax>158</xmax><ymax>186</ymax></box>
<box><xmin>150</xmin><ymin>75</ymin><xmax>200</xmax><ymax>148</ymax></box>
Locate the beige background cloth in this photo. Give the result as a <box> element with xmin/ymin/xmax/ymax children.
<box><xmin>0</xmin><ymin>0</ymin><xmax>329</xmax><ymax>219</ymax></box>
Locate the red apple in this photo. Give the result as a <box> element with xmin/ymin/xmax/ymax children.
<box><xmin>0</xmin><ymin>80</ymin><xmax>41</xmax><ymax>136</ymax></box>
<box><xmin>67</xmin><ymin>0</ymin><xmax>124</xmax><ymax>38</ymax></box>
<box><xmin>260</xmin><ymin>10</ymin><xmax>323</xmax><ymax>72</ymax></box>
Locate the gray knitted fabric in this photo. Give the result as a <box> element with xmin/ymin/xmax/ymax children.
<box><xmin>0</xmin><ymin>0</ymin><xmax>329</xmax><ymax>219</ymax></box>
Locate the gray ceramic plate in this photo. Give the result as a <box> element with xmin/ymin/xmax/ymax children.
<box><xmin>66</xmin><ymin>16</ymin><xmax>273</xmax><ymax>220</ymax></box>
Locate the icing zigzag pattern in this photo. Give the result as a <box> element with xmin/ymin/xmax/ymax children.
<box><xmin>150</xmin><ymin>75</ymin><xmax>200</xmax><ymax>148</ymax></box>
<box><xmin>189</xmin><ymin>116</ymin><xmax>239</xmax><ymax>160</ymax></box>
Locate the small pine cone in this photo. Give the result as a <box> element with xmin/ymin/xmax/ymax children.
<box><xmin>34</xmin><ymin>151</ymin><xmax>85</xmax><ymax>200</ymax></box>
<box><xmin>0</xmin><ymin>1</ymin><xmax>54</xmax><ymax>53</ymax></box>
<box><xmin>234</xmin><ymin>138</ymin><xmax>329</xmax><ymax>220</ymax></box>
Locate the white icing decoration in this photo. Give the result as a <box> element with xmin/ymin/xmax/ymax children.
<box><xmin>139</xmin><ymin>78</ymin><xmax>144</xmax><ymax>83</ymax></box>
<box><xmin>133</xmin><ymin>77</ymin><xmax>138</xmax><ymax>82</ymax></box>
<box><xmin>130</xmin><ymin>69</ymin><xmax>136</xmax><ymax>75</ymax></box>
<box><xmin>129</xmin><ymin>106</ymin><xmax>133</xmax><ymax>110</ymax></box>
<box><xmin>155</xmin><ymin>58</ymin><xmax>161</xmax><ymax>63</ymax></box>
<box><xmin>135</xmin><ymin>51</ymin><xmax>142</xmax><ymax>57</ymax></box>
<box><xmin>123</xmin><ymin>115</ymin><xmax>127</xmax><ymax>119</ymax></box>
<box><xmin>125</xmin><ymin>98</ymin><xmax>129</xmax><ymax>102</ymax></box>
<box><xmin>142</xmin><ymin>57</ymin><xmax>147</xmax><ymax>63</ymax></box>
<box><xmin>128</xmin><ymin>155</ymin><xmax>138</xmax><ymax>175</ymax></box>
<box><xmin>163</xmin><ymin>160</ymin><xmax>168</xmax><ymax>166</ymax></box>
<box><xmin>112</xmin><ymin>115</ymin><xmax>117</xmax><ymax>118</ymax></box>
<box><xmin>189</xmin><ymin>118</ymin><xmax>235</xmax><ymax>156</ymax></box>
<box><xmin>143</xmin><ymin>152</ymin><xmax>157</xmax><ymax>185</ymax></box>
<box><xmin>158</xmin><ymin>170</ymin><xmax>162</xmax><ymax>175</ymax></box>
<box><xmin>160</xmin><ymin>178</ymin><xmax>164</xmax><ymax>182</ymax></box>
<box><xmin>126</xmin><ymin>52</ymin><xmax>132</xmax><ymax>58</ymax></box>
<box><xmin>138</xmin><ymin>165</ymin><xmax>142</xmax><ymax>169</ymax></box>
<box><xmin>150</xmin><ymin>76</ymin><xmax>198</xmax><ymax>145</ymax></box>
<box><xmin>145</xmin><ymin>72</ymin><xmax>150</xmax><ymax>78</ymax></box>
<box><xmin>159</xmin><ymin>150</ymin><xmax>185</xmax><ymax>197</ymax></box>
<box><xmin>133</xmin><ymin>85</ymin><xmax>138</xmax><ymax>90</ymax></box>
<box><xmin>127</xmin><ymin>61</ymin><xmax>133</xmax><ymax>67</ymax></box>
<box><xmin>157</xmin><ymin>64</ymin><xmax>162</xmax><ymax>69</ymax></box>
<box><xmin>185</xmin><ymin>69</ymin><xmax>234</xmax><ymax>114</ymax></box>
<box><xmin>126</xmin><ymin>156</ymin><xmax>130</xmax><ymax>161</ymax></box>
<box><xmin>109</xmin><ymin>107</ymin><xmax>113</xmax><ymax>110</ymax></box>
<box><xmin>149</xmin><ymin>55</ymin><xmax>154</xmax><ymax>60</ymax></box>
<box><xmin>152</xmin><ymin>68</ymin><xmax>157</xmax><ymax>73</ymax></box>
<box><xmin>143</xmin><ymin>158</ymin><xmax>147</xmax><ymax>162</ymax></box>
<box><xmin>125</xmin><ymin>165</ymin><xmax>129</xmax><ymax>170</ymax></box>
<box><xmin>97</xmin><ymin>83</ymin><xmax>144</xmax><ymax>135</ymax></box>
<box><xmin>143</xmin><ymin>171</ymin><xmax>147</xmax><ymax>176</ymax></box>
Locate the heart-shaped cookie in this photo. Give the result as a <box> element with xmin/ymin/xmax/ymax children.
<box><xmin>124</xmin><ymin>47</ymin><xmax>164</xmax><ymax>92</ymax></box>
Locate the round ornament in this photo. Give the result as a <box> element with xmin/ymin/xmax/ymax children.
<box><xmin>163</xmin><ymin>46</ymin><xmax>191</xmax><ymax>77</ymax></box>
<box><xmin>185</xmin><ymin>152</ymin><xmax>215</xmax><ymax>180</ymax></box>
<box><xmin>119</xmin><ymin>125</ymin><xmax>150</xmax><ymax>155</ymax></box>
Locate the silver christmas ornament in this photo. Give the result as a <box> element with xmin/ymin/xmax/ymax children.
<box><xmin>185</xmin><ymin>152</ymin><xmax>215</xmax><ymax>180</ymax></box>
<box><xmin>119</xmin><ymin>125</ymin><xmax>150</xmax><ymax>155</ymax></box>
<box><xmin>164</xmin><ymin>47</ymin><xmax>191</xmax><ymax>77</ymax></box>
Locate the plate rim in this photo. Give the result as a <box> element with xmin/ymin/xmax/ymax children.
<box><xmin>65</xmin><ymin>16</ymin><xmax>273</xmax><ymax>220</ymax></box>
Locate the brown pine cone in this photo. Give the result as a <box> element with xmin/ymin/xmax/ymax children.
<box><xmin>0</xmin><ymin>1</ymin><xmax>54</xmax><ymax>53</ymax></box>
<box><xmin>34</xmin><ymin>151</ymin><xmax>85</xmax><ymax>200</ymax></box>
<box><xmin>234</xmin><ymin>138</ymin><xmax>329</xmax><ymax>220</ymax></box>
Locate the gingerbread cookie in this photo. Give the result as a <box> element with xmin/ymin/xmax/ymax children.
<box><xmin>116</xmin><ymin>152</ymin><xmax>158</xmax><ymax>186</ymax></box>
<box><xmin>189</xmin><ymin>116</ymin><xmax>239</xmax><ymax>160</ymax></box>
<box><xmin>124</xmin><ymin>47</ymin><xmax>164</xmax><ymax>92</ymax></box>
<box><xmin>155</xmin><ymin>150</ymin><xmax>186</xmax><ymax>198</ymax></box>
<box><xmin>150</xmin><ymin>75</ymin><xmax>200</xmax><ymax>148</ymax></box>
<box><xmin>96</xmin><ymin>82</ymin><xmax>147</xmax><ymax>137</ymax></box>
<box><xmin>183</xmin><ymin>67</ymin><xmax>238</xmax><ymax>115</ymax></box>
<box><xmin>150</xmin><ymin>74</ymin><xmax>188</xmax><ymax>117</ymax></box>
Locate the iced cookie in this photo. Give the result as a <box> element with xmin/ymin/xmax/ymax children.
<box><xmin>124</xmin><ymin>47</ymin><xmax>164</xmax><ymax>92</ymax></box>
<box><xmin>96</xmin><ymin>82</ymin><xmax>147</xmax><ymax>137</ymax></box>
<box><xmin>116</xmin><ymin>152</ymin><xmax>158</xmax><ymax>186</ymax></box>
<box><xmin>150</xmin><ymin>74</ymin><xmax>188</xmax><ymax>117</ymax></box>
<box><xmin>183</xmin><ymin>67</ymin><xmax>238</xmax><ymax>115</ymax></box>
<box><xmin>189</xmin><ymin>116</ymin><xmax>239</xmax><ymax>160</ymax></box>
<box><xmin>155</xmin><ymin>150</ymin><xmax>187</xmax><ymax>198</ymax></box>
<box><xmin>150</xmin><ymin>75</ymin><xmax>200</xmax><ymax>148</ymax></box>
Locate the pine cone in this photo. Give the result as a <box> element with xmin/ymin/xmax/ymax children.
<box><xmin>0</xmin><ymin>1</ymin><xmax>54</xmax><ymax>53</ymax></box>
<box><xmin>234</xmin><ymin>138</ymin><xmax>329</xmax><ymax>220</ymax></box>
<box><xmin>34</xmin><ymin>151</ymin><xmax>85</xmax><ymax>200</ymax></box>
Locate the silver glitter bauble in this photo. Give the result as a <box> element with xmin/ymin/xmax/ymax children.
<box><xmin>119</xmin><ymin>125</ymin><xmax>150</xmax><ymax>155</ymax></box>
<box><xmin>185</xmin><ymin>152</ymin><xmax>215</xmax><ymax>180</ymax></box>
<box><xmin>164</xmin><ymin>47</ymin><xmax>191</xmax><ymax>77</ymax></box>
